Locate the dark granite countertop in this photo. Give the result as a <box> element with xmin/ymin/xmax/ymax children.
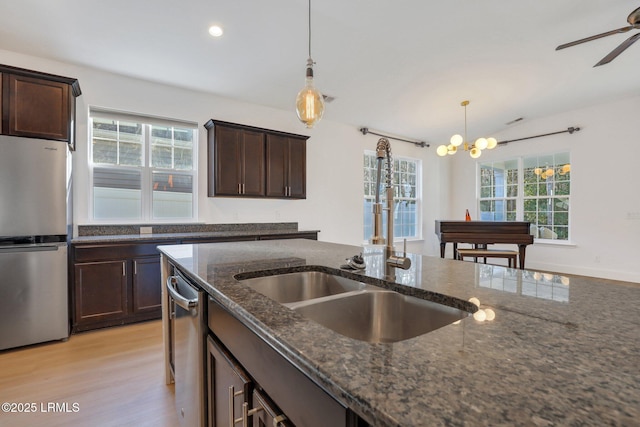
<box><xmin>158</xmin><ymin>239</ymin><xmax>640</xmax><ymax>426</ymax></box>
<box><xmin>71</xmin><ymin>228</ymin><xmax>320</xmax><ymax>244</ymax></box>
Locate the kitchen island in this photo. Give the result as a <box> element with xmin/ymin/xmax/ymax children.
<box><xmin>159</xmin><ymin>238</ymin><xmax>640</xmax><ymax>426</ymax></box>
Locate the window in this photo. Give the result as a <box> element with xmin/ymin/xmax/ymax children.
<box><xmin>90</xmin><ymin>109</ymin><xmax>197</xmax><ymax>221</ymax></box>
<box><xmin>479</xmin><ymin>152</ymin><xmax>571</xmax><ymax>241</ymax></box>
<box><xmin>363</xmin><ymin>152</ymin><xmax>421</xmax><ymax>241</ymax></box>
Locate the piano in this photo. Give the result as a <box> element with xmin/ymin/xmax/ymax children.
<box><xmin>435</xmin><ymin>220</ymin><xmax>534</xmax><ymax>269</ymax></box>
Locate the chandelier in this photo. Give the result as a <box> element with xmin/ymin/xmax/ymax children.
<box><xmin>295</xmin><ymin>0</ymin><xmax>325</xmax><ymax>128</ymax></box>
<box><xmin>437</xmin><ymin>100</ymin><xmax>497</xmax><ymax>159</ymax></box>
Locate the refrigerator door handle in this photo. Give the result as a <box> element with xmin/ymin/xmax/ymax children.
<box><xmin>166</xmin><ymin>276</ymin><xmax>198</xmax><ymax>310</ymax></box>
<box><xmin>0</xmin><ymin>245</ymin><xmax>61</xmax><ymax>254</ymax></box>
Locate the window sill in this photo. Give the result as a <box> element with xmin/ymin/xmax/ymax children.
<box><xmin>533</xmin><ymin>239</ymin><xmax>576</xmax><ymax>247</ymax></box>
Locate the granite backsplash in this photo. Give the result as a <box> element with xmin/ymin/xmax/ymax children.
<box><xmin>77</xmin><ymin>222</ymin><xmax>299</xmax><ymax>236</ymax></box>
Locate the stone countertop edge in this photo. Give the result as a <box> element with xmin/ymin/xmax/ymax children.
<box><xmin>71</xmin><ymin>229</ymin><xmax>320</xmax><ymax>244</ymax></box>
<box><xmin>158</xmin><ymin>239</ymin><xmax>640</xmax><ymax>427</ymax></box>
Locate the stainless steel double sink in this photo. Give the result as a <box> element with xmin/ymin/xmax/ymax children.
<box><xmin>237</xmin><ymin>271</ymin><xmax>470</xmax><ymax>343</ymax></box>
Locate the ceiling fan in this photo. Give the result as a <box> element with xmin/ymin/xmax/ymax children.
<box><xmin>556</xmin><ymin>6</ymin><xmax>640</xmax><ymax>66</ymax></box>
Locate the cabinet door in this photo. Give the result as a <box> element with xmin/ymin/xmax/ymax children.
<box><xmin>212</xmin><ymin>126</ymin><xmax>265</xmax><ymax>197</ymax></box>
<box><xmin>0</xmin><ymin>72</ymin><xmax>3</xmax><ymax>134</ymax></box>
<box><xmin>212</xmin><ymin>126</ymin><xmax>242</xmax><ymax>196</ymax></box>
<box><xmin>287</xmin><ymin>137</ymin><xmax>306</xmax><ymax>199</ymax></box>
<box><xmin>265</xmin><ymin>134</ymin><xmax>287</xmax><ymax>197</ymax></box>
<box><xmin>74</xmin><ymin>260</ymin><xmax>128</xmax><ymax>326</ymax></box>
<box><xmin>241</xmin><ymin>129</ymin><xmax>265</xmax><ymax>196</ymax></box>
<box><xmin>6</xmin><ymin>74</ymin><xmax>70</xmax><ymax>141</ymax></box>
<box><xmin>266</xmin><ymin>135</ymin><xmax>306</xmax><ymax>199</ymax></box>
<box><xmin>132</xmin><ymin>256</ymin><xmax>162</xmax><ymax>315</ymax></box>
<box><xmin>207</xmin><ymin>336</ymin><xmax>253</xmax><ymax>427</ymax></box>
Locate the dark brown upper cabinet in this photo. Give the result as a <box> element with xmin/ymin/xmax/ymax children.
<box><xmin>211</xmin><ymin>124</ymin><xmax>265</xmax><ymax>197</ymax></box>
<box><xmin>266</xmin><ymin>134</ymin><xmax>306</xmax><ymax>198</ymax></box>
<box><xmin>206</xmin><ymin>120</ymin><xmax>308</xmax><ymax>199</ymax></box>
<box><xmin>1</xmin><ymin>64</ymin><xmax>81</xmax><ymax>147</ymax></box>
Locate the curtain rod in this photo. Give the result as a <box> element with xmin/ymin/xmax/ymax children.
<box><xmin>360</xmin><ymin>126</ymin><xmax>579</xmax><ymax>149</ymax></box>
<box><xmin>497</xmin><ymin>126</ymin><xmax>581</xmax><ymax>145</ymax></box>
<box><xmin>359</xmin><ymin>127</ymin><xmax>429</xmax><ymax>148</ymax></box>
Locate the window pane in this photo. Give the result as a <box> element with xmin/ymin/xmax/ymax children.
<box><xmin>152</xmin><ymin>173</ymin><xmax>193</xmax><ymax>219</ymax></box>
<box><xmin>91</xmin><ymin>119</ymin><xmax>143</xmax><ymax>166</ymax></box>
<box><xmin>150</xmin><ymin>126</ymin><xmax>194</xmax><ymax>170</ymax></box>
<box><xmin>93</xmin><ymin>168</ymin><xmax>141</xmax><ymax>219</ymax></box>
<box><xmin>363</xmin><ymin>153</ymin><xmax>419</xmax><ymax>240</ymax></box>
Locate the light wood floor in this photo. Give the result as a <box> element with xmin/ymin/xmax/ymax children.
<box><xmin>0</xmin><ymin>320</ymin><xmax>179</xmax><ymax>427</ymax></box>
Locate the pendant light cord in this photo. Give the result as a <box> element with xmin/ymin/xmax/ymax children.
<box><xmin>308</xmin><ymin>0</ymin><xmax>312</xmax><ymax>58</ymax></box>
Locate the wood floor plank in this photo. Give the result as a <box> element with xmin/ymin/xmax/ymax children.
<box><xmin>0</xmin><ymin>320</ymin><xmax>179</xmax><ymax>427</ymax></box>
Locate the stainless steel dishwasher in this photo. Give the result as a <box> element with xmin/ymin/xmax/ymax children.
<box><xmin>166</xmin><ymin>271</ymin><xmax>206</xmax><ymax>427</ymax></box>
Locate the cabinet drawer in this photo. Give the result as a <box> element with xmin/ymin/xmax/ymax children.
<box><xmin>73</xmin><ymin>241</ymin><xmax>179</xmax><ymax>262</ymax></box>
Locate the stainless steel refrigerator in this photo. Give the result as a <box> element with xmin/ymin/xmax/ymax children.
<box><xmin>0</xmin><ymin>135</ymin><xmax>71</xmax><ymax>351</ymax></box>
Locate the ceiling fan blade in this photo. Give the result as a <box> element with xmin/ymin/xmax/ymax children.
<box><xmin>556</xmin><ymin>25</ymin><xmax>634</xmax><ymax>50</ymax></box>
<box><xmin>594</xmin><ymin>32</ymin><xmax>640</xmax><ymax>66</ymax></box>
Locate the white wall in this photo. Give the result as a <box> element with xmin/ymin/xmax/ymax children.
<box><xmin>4</xmin><ymin>48</ymin><xmax>635</xmax><ymax>282</ymax></box>
<box><xmin>447</xmin><ymin>95</ymin><xmax>640</xmax><ymax>282</ymax></box>
<box><xmin>0</xmin><ymin>49</ymin><xmax>442</xmax><ymax>254</ymax></box>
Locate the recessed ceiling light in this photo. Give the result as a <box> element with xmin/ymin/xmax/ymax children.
<box><xmin>208</xmin><ymin>25</ymin><xmax>223</xmax><ymax>37</ymax></box>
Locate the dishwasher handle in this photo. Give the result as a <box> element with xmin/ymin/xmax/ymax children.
<box><xmin>166</xmin><ymin>276</ymin><xmax>199</xmax><ymax>310</ymax></box>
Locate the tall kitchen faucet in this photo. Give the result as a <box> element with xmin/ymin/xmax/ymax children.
<box><xmin>370</xmin><ymin>138</ymin><xmax>411</xmax><ymax>281</ymax></box>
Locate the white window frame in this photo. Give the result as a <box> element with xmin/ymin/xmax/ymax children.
<box><xmin>477</xmin><ymin>151</ymin><xmax>571</xmax><ymax>243</ymax></box>
<box><xmin>88</xmin><ymin>108</ymin><xmax>198</xmax><ymax>223</ymax></box>
<box><xmin>363</xmin><ymin>151</ymin><xmax>422</xmax><ymax>242</ymax></box>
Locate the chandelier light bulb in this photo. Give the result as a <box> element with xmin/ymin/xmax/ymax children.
<box><xmin>562</xmin><ymin>164</ymin><xmax>571</xmax><ymax>174</ymax></box>
<box><xmin>447</xmin><ymin>144</ymin><xmax>457</xmax><ymax>155</ymax></box>
<box><xmin>475</xmin><ymin>137</ymin><xmax>488</xmax><ymax>150</ymax></box>
<box><xmin>450</xmin><ymin>134</ymin><xmax>464</xmax><ymax>147</ymax></box>
<box><xmin>534</xmin><ymin>167</ymin><xmax>542</xmax><ymax>175</ymax></box>
<box><xmin>470</xmin><ymin>147</ymin><xmax>481</xmax><ymax>158</ymax></box>
<box><xmin>486</xmin><ymin>137</ymin><xmax>497</xmax><ymax>149</ymax></box>
<box><xmin>436</xmin><ymin>145</ymin><xmax>449</xmax><ymax>156</ymax></box>
<box><xmin>546</xmin><ymin>168</ymin><xmax>555</xmax><ymax>177</ymax></box>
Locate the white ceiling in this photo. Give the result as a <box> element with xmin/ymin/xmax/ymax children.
<box><xmin>2</xmin><ymin>0</ymin><xmax>639</xmax><ymax>144</ymax></box>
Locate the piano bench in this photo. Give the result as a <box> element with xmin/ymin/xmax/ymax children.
<box><xmin>456</xmin><ymin>248</ymin><xmax>519</xmax><ymax>269</ymax></box>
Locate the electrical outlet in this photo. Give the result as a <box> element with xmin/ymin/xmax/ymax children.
<box><xmin>139</xmin><ymin>226</ymin><xmax>153</xmax><ymax>234</ymax></box>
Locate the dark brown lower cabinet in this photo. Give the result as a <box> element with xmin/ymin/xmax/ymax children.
<box><xmin>132</xmin><ymin>256</ymin><xmax>162</xmax><ymax>314</ymax></box>
<box><xmin>74</xmin><ymin>260</ymin><xmax>128</xmax><ymax>325</ymax></box>
<box><xmin>71</xmin><ymin>232</ymin><xmax>318</xmax><ymax>333</ymax></box>
<box><xmin>208</xmin><ymin>335</ymin><xmax>295</xmax><ymax>427</ymax></box>
<box><xmin>71</xmin><ymin>241</ymin><xmax>179</xmax><ymax>332</ymax></box>
<box><xmin>208</xmin><ymin>297</ymin><xmax>365</xmax><ymax>427</ymax></box>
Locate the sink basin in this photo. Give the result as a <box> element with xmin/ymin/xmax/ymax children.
<box><xmin>292</xmin><ymin>290</ymin><xmax>469</xmax><ymax>343</ymax></box>
<box><xmin>238</xmin><ymin>271</ymin><xmax>366</xmax><ymax>303</ymax></box>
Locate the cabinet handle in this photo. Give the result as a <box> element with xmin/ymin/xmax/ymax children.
<box><xmin>122</xmin><ymin>261</ymin><xmax>126</xmax><ymax>276</ymax></box>
<box><xmin>228</xmin><ymin>386</ymin><xmax>244</xmax><ymax>427</ymax></box>
<box><xmin>242</xmin><ymin>183</ymin><xmax>245</xmax><ymax>194</ymax></box>
<box><xmin>242</xmin><ymin>401</ymin><xmax>267</xmax><ymax>427</ymax></box>
<box><xmin>273</xmin><ymin>415</ymin><xmax>288</xmax><ymax>427</ymax></box>
<box><xmin>133</xmin><ymin>260</ymin><xmax>137</xmax><ymax>275</ymax></box>
<box><xmin>237</xmin><ymin>183</ymin><xmax>241</xmax><ymax>194</ymax></box>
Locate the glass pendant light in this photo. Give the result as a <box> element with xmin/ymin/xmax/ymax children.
<box><xmin>296</xmin><ymin>0</ymin><xmax>324</xmax><ymax>128</ymax></box>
